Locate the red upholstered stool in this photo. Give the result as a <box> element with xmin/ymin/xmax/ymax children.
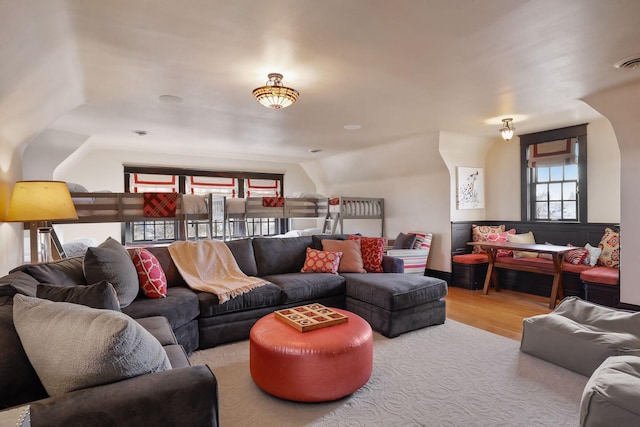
<box><xmin>249</xmin><ymin>308</ymin><xmax>373</xmax><ymax>402</ymax></box>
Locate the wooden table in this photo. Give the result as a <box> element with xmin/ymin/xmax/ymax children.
<box><xmin>468</xmin><ymin>241</ymin><xmax>575</xmax><ymax>309</ymax></box>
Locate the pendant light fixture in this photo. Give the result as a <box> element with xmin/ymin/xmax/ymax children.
<box><xmin>252</xmin><ymin>73</ymin><xmax>299</xmax><ymax>109</ymax></box>
<box><xmin>499</xmin><ymin>118</ymin><xmax>515</xmax><ymax>141</ymax></box>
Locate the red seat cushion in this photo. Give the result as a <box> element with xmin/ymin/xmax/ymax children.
<box><xmin>452</xmin><ymin>254</ymin><xmax>489</xmax><ymax>265</ymax></box>
<box><xmin>580</xmin><ymin>267</ymin><xmax>620</xmax><ymax>286</ymax></box>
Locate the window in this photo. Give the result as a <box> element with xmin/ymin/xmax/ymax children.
<box><xmin>123</xmin><ymin>165</ymin><xmax>285</xmax><ymax>243</ymax></box>
<box><xmin>533</xmin><ymin>163</ymin><xmax>578</xmax><ymax>220</ymax></box>
<box><xmin>520</xmin><ymin>124</ymin><xmax>588</xmax><ymax>223</ymax></box>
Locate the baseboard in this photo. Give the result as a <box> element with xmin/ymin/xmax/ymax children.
<box><xmin>617</xmin><ymin>302</ymin><xmax>640</xmax><ymax>312</ymax></box>
<box><xmin>426</xmin><ymin>269</ymin><xmax>451</xmax><ymax>284</ymax></box>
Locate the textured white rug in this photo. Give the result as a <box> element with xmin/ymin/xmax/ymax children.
<box><xmin>189</xmin><ymin>319</ymin><xmax>588</xmax><ymax>427</ymax></box>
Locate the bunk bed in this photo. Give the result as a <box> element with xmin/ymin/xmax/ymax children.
<box><xmin>324</xmin><ymin>196</ymin><xmax>385</xmax><ymax>236</ymax></box>
<box><xmin>66</xmin><ymin>192</ymin><xmax>211</xmax><ymax>224</ymax></box>
<box><xmin>211</xmin><ymin>195</ymin><xmax>384</xmax><ymax>240</ymax></box>
<box><xmin>210</xmin><ymin>196</ymin><xmax>330</xmax><ymax>240</ymax></box>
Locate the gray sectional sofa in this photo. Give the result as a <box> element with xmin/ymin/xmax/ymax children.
<box><xmin>1</xmin><ymin>234</ymin><xmax>447</xmax><ymax>423</ymax></box>
<box><xmin>5</xmin><ymin>234</ymin><xmax>448</xmax><ymax>353</ymax></box>
<box><xmin>0</xmin><ymin>278</ymin><xmax>219</xmax><ymax>426</ymax></box>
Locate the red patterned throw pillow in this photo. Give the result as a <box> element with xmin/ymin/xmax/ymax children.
<box><xmin>348</xmin><ymin>235</ymin><xmax>387</xmax><ymax>273</ymax></box>
<box><xmin>564</xmin><ymin>248</ymin><xmax>589</xmax><ymax>265</ymax></box>
<box><xmin>301</xmin><ymin>247</ymin><xmax>342</xmax><ymax>274</ymax></box>
<box><xmin>483</xmin><ymin>229</ymin><xmax>516</xmax><ymax>257</ymax></box>
<box><xmin>131</xmin><ymin>248</ymin><xmax>168</xmax><ymax>298</ymax></box>
<box><xmin>471</xmin><ymin>224</ymin><xmax>506</xmax><ymax>254</ymax></box>
<box><xmin>597</xmin><ymin>227</ymin><xmax>620</xmax><ymax>268</ymax></box>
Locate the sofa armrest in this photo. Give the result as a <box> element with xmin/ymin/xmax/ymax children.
<box><xmin>30</xmin><ymin>365</ymin><xmax>218</xmax><ymax>427</ymax></box>
<box><xmin>382</xmin><ymin>255</ymin><xmax>404</xmax><ymax>273</ymax></box>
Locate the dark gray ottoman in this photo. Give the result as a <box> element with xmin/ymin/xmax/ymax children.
<box><xmin>342</xmin><ymin>273</ymin><xmax>447</xmax><ymax>338</ymax></box>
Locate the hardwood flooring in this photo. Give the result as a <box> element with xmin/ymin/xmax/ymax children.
<box><xmin>445</xmin><ymin>287</ymin><xmax>552</xmax><ymax>341</ymax></box>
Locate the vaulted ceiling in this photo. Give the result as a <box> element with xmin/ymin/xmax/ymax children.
<box><xmin>4</xmin><ymin>0</ymin><xmax>640</xmax><ymax>162</ymax></box>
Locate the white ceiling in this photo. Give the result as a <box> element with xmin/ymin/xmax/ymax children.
<box><xmin>46</xmin><ymin>0</ymin><xmax>640</xmax><ymax>161</ymax></box>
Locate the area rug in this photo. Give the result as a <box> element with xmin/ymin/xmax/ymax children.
<box><xmin>189</xmin><ymin>319</ymin><xmax>588</xmax><ymax>426</ymax></box>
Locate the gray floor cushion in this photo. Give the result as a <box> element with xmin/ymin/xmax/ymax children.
<box><xmin>580</xmin><ymin>355</ymin><xmax>640</xmax><ymax>426</ymax></box>
<box><xmin>521</xmin><ymin>297</ymin><xmax>640</xmax><ymax>376</ymax></box>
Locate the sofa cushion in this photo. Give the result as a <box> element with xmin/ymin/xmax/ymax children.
<box><xmin>343</xmin><ymin>273</ymin><xmax>448</xmax><ymax>311</ymax></box>
<box><xmin>392</xmin><ymin>232</ymin><xmax>417</xmax><ymax>250</ymax></box>
<box><xmin>348</xmin><ymin>235</ymin><xmax>386</xmax><ymax>273</ymax></box>
<box><xmin>0</xmin><ymin>271</ymin><xmax>39</xmax><ymax>296</ymax></box>
<box><xmin>131</xmin><ymin>248</ymin><xmax>168</xmax><ymax>298</ymax></box>
<box><xmin>13</xmin><ymin>295</ymin><xmax>171</xmax><ymax>397</ymax></box>
<box><xmin>452</xmin><ymin>253</ymin><xmax>489</xmax><ymax>265</ymax></box>
<box><xmin>36</xmin><ymin>281</ymin><xmax>121</xmax><ymax>311</ymax></box>
<box><xmin>84</xmin><ymin>237</ymin><xmax>139</xmax><ymax>308</ymax></box>
<box><xmin>225</xmin><ymin>238</ymin><xmax>258</xmax><ymax>276</ymax></box>
<box><xmin>122</xmin><ymin>286</ymin><xmax>200</xmax><ymax>330</ymax></box>
<box><xmin>581</xmin><ymin>266</ymin><xmax>620</xmax><ymax>286</ymax></box>
<box><xmin>15</xmin><ymin>256</ymin><xmax>87</xmax><ymax>286</ymax></box>
<box><xmin>321</xmin><ymin>239</ymin><xmax>366</xmax><ymax>273</ymax></box>
<box><xmin>311</xmin><ymin>234</ymin><xmax>349</xmax><ymax>250</ymax></box>
<box><xmin>301</xmin><ymin>247</ymin><xmax>342</xmax><ymax>274</ymax></box>
<box><xmin>197</xmin><ymin>282</ymin><xmax>283</xmax><ymax>317</ymax></box>
<box><xmin>264</xmin><ymin>272</ymin><xmax>346</xmax><ymax>304</ymax></box>
<box><xmin>141</xmin><ymin>246</ymin><xmax>187</xmax><ymax>287</ymax></box>
<box><xmin>0</xmin><ymin>293</ymin><xmax>47</xmax><ymax>409</ymax></box>
<box><xmin>252</xmin><ymin>236</ymin><xmax>313</xmax><ymax>276</ymax></box>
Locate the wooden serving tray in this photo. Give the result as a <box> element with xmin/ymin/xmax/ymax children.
<box><xmin>274</xmin><ymin>303</ymin><xmax>348</xmax><ymax>332</ymax></box>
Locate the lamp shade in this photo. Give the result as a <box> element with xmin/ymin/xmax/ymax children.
<box><xmin>6</xmin><ymin>181</ymin><xmax>78</xmax><ymax>222</ymax></box>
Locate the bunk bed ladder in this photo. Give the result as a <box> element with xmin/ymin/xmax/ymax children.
<box><xmin>322</xmin><ymin>212</ymin><xmax>341</xmax><ymax>235</ymax></box>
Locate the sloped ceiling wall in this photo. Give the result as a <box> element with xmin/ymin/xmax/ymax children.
<box><xmin>0</xmin><ymin>1</ymin><xmax>84</xmax><ymax>271</ymax></box>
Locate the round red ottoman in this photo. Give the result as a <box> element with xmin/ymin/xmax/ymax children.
<box><xmin>249</xmin><ymin>308</ymin><xmax>373</xmax><ymax>402</ymax></box>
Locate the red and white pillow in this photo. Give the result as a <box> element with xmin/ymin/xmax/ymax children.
<box><xmin>564</xmin><ymin>248</ymin><xmax>589</xmax><ymax>265</ymax></box>
<box><xmin>131</xmin><ymin>248</ymin><xmax>168</xmax><ymax>298</ymax></box>
<box><xmin>300</xmin><ymin>247</ymin><xmax>342</xmax><ymax>274</ymax></box>
<box><xmin>483</xmin><ymin>229</ymin><xmax>516</xmax><ymax>257</ymax></box>
<box><xmin>471</xmin><ymin>224</ymin><xmax>506</xmax><ymax>254</ymax></box>
<box><xmin>349</xmin><ymin>235</ymin><xmax>387</xmax><ymax>273</ymax></box>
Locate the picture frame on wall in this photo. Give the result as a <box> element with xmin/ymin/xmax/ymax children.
<box><xmin>457</xmin><ymin>167</ymin><xmax>485</xmax><ymax>209</ymax></box>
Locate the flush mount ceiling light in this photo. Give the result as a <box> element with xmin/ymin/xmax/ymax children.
<box><xmin>252</xmin><ymin>73</ymin><xmax>299</xmax><ymax>109</ymax></box>
<box><xmin>499</xmin><ymin>118</ymin><xmax>515</xmax><ymax>141</ymax></box>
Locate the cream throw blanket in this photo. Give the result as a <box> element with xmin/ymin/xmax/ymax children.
<box><xmin>168</xmin><ymin>239</ymin><xmax>266</xmax><ymax>303</ymax></box>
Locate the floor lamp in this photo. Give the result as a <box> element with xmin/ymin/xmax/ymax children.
<box><xmin>6</xmin><ymin>181</ymin><xmax>78</xmax><ymax>263</ymax></box>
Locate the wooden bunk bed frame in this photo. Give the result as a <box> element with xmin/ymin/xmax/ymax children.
<box><xmin>211</xmin><ymin>195</ymin><xmax>384</xmax><ymax>240</ymax></box>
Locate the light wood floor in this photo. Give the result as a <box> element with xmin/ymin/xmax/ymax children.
<box><xmin>445</xmin><ymin>287</ymin><xmax>552</xmax><ymax>341</ymax></box>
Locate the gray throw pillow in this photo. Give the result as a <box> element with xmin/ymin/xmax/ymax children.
<box><xmin>392</xmin><ymin>232</ymin><xmax>418</xmax><ymax>250</ymax></box>
<box><xmin>12</xmin><ymin>294</ymin><xmax>171</xmax><ymax>397</ymax></box>
<box><xmin>36</xmin><ymin>281</ymin><xmax>121</xmax><ymax>311</ymax></box>
<box><xmin>18</xmin><ymin>256</ymin><xmax>87</xmax><ymax>286</ymax></box>
<box><xmin>83</xmin><ymin>237</ymin><xmax>139</xmax><ymax>308</ymax></box>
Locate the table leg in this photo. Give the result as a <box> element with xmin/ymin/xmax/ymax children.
<box><xmin>482</xmin><ymin>248</ymin><xmax>499</xmax><ymax>294</ymax></box>
<box><xmin>548</xmin><ymin>254</ymin><xmax>564</xmax><ymax>309</ymax></box>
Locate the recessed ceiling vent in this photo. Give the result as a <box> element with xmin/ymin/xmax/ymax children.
<box><xmin>614</xmin><ymin>55</ymin><xmax>640</xmax><ymax>70</ymax></box>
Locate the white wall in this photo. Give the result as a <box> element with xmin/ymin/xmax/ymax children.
<box><xmin>483</xmin><ymin>117</ymin><xmax>620</xmax><ymax>223</ymax></box>
<box><xmin>439</xmin><ymin>132</ymin><xmax>495</xmax><ymax>222</ymax></box>
<box><xmin>303</xmin><ymin>132</ymin><xmax>452</xmax><ymax>272</ymax></box>
<box><xmin>0</xmin><ymin>1</ymin><xmax>84</xmax><ymax>273</ymax></box>
<box><xmin>22</xmin><ymin>130</ymin><xmax>89</xmax><ymax>180</ymax></box>
<box><xmin>584</xmin><ymin>80</ymin><xmax>640</xmax><ymax>306</ymax></box>
<box><xmin>586</xmin><ymin>118</ymin><xmax>621</xmax><ymax>223</ymax></box>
